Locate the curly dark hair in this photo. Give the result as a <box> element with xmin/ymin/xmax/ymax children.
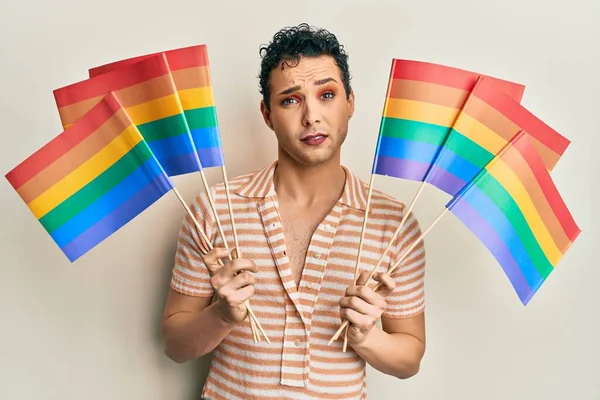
<box><xmin>258</xmin><ymin>23</ymin><xmax>352</xmax><ymax>110</ymax></box>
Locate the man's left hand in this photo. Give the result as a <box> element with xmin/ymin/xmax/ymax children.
<box><xmin>339</xmin><ymin>270</ymin><xmax>396</xmax><ymax>346</ymax></box>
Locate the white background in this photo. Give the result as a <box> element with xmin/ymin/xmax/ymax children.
<box><xmin>0</xmin><ymin>0</ymin><xmax>597</xmax><ymax>399</ymax></box>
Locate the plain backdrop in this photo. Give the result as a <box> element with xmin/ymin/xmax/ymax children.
<box><xmin>0</xmin><ymin>0</ymin><xmax>598</xmax><ymax>399</ymax></box>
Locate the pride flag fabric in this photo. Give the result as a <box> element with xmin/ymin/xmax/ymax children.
<box><xmin>423</xmin><ymin>76</ymin><xmax>570</xmax><ymax>195</ymax></box>
<box><xmin>53</xmin><ymin>53</ymin><xmax>201</xmax><ymax>176</ymax></box>
<box><xmin>88</xmin><ymin>45</ymin><xmax>225</xmax><ymax>169</ymax></box>
<box><xmin>5</xmin><ymin>92</ymin><xmax>174</xmax><ymax>262</ymax></box>
<box><xmin>446</xmin><ymin>131</ymin><xmax>580</xmax><ymax>305</ymax></box>
<box><xmin>372</xmin><ymin>59</ymin><xmax>525</xmax><ymax>182</ymax></box>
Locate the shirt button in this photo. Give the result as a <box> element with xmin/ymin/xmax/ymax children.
<box><xmin>306</xmin><ymin>282</ymin><xmax>314</xmax><ymax>289</ymax></box>
<box><xmin>294</xmin><ymin>339</ymin><xmax>301</xmax><ymax>347</ymax></box>
<box><xmin>314</xmin><ymin>252</ymin><xmax>321</xmax><ymax>259</ymax></box>
<box><xmin>324</xmin><ymin>224</ymin><xmax>332</xmax><ymax>231</ymax></box>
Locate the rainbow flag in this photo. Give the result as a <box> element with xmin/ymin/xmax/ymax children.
<box><xmin>53</xmin><ymin>53</ymin><xmax>201</xmax><ymax>176</ymax></box>
<box><xmin>372</xmin><ymin>59</ymin><xmax>525</xmax><ymax>181</ymax></box>
<box><xmin>5</xmin><ymin>92</ymin><xmax>174</xmax><ymax>262</ymax></box>
<box><xmin>88</xmin><ymin>45</ymin><xmax>225</xmax><ymax>168</ymax></box>
<box><xmin>446</xmin><ymin>131</ymin><xmax>580</xmax><ymax>305</ymax></box>
<box><xmin>423</xmin><ymin>76</ymin><xmax>570</xmax><ymax>195</ymax></box>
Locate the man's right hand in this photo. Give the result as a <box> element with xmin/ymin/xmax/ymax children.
<box><xmin>202</xmin><ymin>247</ymin><xmax>258</xmax><ymax>325</ymax></box>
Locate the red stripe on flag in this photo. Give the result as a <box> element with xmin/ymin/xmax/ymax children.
<box><xmin>391</xmin><ymin>59</ymin><xmax>525</xmax><ymax>101</ymax></box>
<box><xmin>165</xmin><ymin>45</ymin><xmax>209</xmax><ymax>70</ymax></box>
<box><xmin>513</xmin><ymin>134</ymin><xmax>580</xmax><ymax>242</ymax></box>
<box><xmin>87</xmin><ymin>45</ymin><xmax>209</xmax><ymax>78</ymax></box>
<box><xmin>474</xmin><ymin>79</ymin><xmax>571</xmax><ymax>157</ymax></box>
<box><xmin>54</xmin><ymin>54</ymin><xmax>169</xmax><ymax>107</ymax></box>
<box><xmin>5</xmin><ymin>93</ymin><xmax>121</xmax><ymax>190</ymax></box>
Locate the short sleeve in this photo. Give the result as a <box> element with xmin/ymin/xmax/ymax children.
<box><xmin>382</xmin><ymin>209</ymin><xmax>426</xmax><ymax>319</ymax></box>
<box><xmin>170</xmin><ymin>188</ymin><xmax>218</xmax><ymax>298</ymax></box>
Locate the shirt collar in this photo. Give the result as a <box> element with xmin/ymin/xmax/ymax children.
<box><xmin>235</xmin><ymin>161</ymin><xmax>368</xmax><ymax>211</ymax></box>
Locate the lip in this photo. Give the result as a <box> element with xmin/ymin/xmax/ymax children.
<box><xmin>300</xmin><ymin>133</ymin><xmax>328</xmax><ymax>141</ymax></box>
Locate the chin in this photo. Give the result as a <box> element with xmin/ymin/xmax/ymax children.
<box><xmin>294</xmin><ymin>151</ymin><xmax>338</xmax><ymax>167</ymax></box>
<box><xmin>279</xmin><ymin>140</ymin><xmax>341</xmax><ymax>167</ymax></box>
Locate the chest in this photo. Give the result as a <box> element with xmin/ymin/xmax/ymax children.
<box><xmin>277</xmin><ymin>200</ymin><xmax>334</xmax><ymax>286</ymax></box>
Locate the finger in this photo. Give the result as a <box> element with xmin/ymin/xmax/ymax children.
<box><xmin>223</xmin><ymin>284</ymin><xmax>256</xmax><ymax>305</ymax></box>
<box><xmin>226</xmin><ymin>270</ymin><xmax>256</xmax><ymax>291</ymax></box>
<box><xmin>373</xmin><ymin>272</ymin><xmax>396</xmax><ymax>297</ymax></box>
<box><xmin>237</xmin><ymin>284</ymin><xmax>256</xmax><ymax>302</ymax></box>
<box><xmin>340</xmin><ymin>307</ymin><xmax>371</xmax><ymax>327</ymax></box>
<box><xmin>220</xmin><ymin>258</ymin><xmax>258</xmax><ymax>277</ymax></box>
<box><xmin>203</xmin><ymin>247</ymin><xmax>232</xmax><ymax>274</ymax></box>
<box><xmin>339</xmin><ymin>296</ymin><xmax>377</xmax><ymax>316</ymax></box>
<box><xmin>356</xmin><ymin>270</ymin><xmax>371</xmax><ymax>286</ymax></box>
<box><xmin>345</xmin><ymin>285</ymin><xmax>381</xmax><ymax>307</ymax></box>
<box><xmin>212</xmin><ymin>259</ymin><xmax>258</xmax><ymax>290</ymax></box>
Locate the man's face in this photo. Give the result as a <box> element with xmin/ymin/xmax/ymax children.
<box><xmin>261</xmin><ymin>55</ymin><xmax>355</xmax><ymax>167</ymax></box>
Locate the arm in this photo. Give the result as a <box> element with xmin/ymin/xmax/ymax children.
<box><xmin>340</xmin><ymin>272</ymin><xmax>426</xmax><ymax>379</ymax></box>
<box><xmin>161</xmin><ymin>247</ymin><xmax>257</xmax><ymax>363</ymax></box>
<box><xmin>161</xmin><ymin>290</ymin><xmax>233</xmax><ymax>363</ymax></box>
<box><xmin>351</xmin><ymin>313</ymin><xmax>425</xmax><ymax>379</ymax></box>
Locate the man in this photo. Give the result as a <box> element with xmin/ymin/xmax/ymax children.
<box><xmin>161</xmin><ymin>23</ymin><xmax>426</xmax><ymax>399</ymax></box>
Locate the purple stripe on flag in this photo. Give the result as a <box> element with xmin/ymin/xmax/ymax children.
<box><xmin>373</xmin><ymin>156</ymin><xmax>430</xmax><ymax>181</ymax></box>
<box><xmin>447</xmin><ymin>199</ymin><xmax>536</xmax><ymax>305</ymax></box>
<box><xmin>198</xmin><ymin>147</ymin><xmax>224</xmax><ymax>168</ymax></box>
<box><xmin>425</xmin><ymin>166</ymin><xmax>468</xmax><ymax>196</ymax></box>
<box><xmin>61</xmin><ymin>175</ymin><xmax>172</xmax><ymax>262</ymax></box>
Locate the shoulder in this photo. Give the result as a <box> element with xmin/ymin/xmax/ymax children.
<box><xmin>193</xmin><ymin>163</ymin><xmax>272</xmax><ymax>207</ymax></box>
<box><xmin>352</xmin><ymin>170</ymin><xmax>409</xmax><ymax>221</ymax></box>
<box><xmin>210</xmin><ymin>169</ymin><xmax>258</xmax><ymax>198</ymax></box>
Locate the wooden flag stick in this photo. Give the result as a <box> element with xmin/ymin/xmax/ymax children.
<box><xmin>198</xmin><ymin>168</ymin><xmax>233</xmax><ymax>262</ymax></box>
<box><xmin>166</xmin><ymin>69</ymin><xmax>263</xmax><ymax>341</ymax></box>
<box><xmin>330</xmin><ymin>207</ymin><xmax>448</xmax><ymax>345</ymax></box>
<box><xmin>172</xmin><ymin>187</ymin><xmax>268</xmax><ymax>343</ymax></box>
<box><xmin>364</xmin><ymin>181</ymin><xmax>427</xmax><ymax>287</ymax></box>
<box><xmin>220</xmin><ymin>165</ymin><xmax>270</xmax><ymax>344</ymax></box>
<box><xmin>351</xmin><ymin>174</ymin><xmax>376</xmax><ymax>283</ymax></box>
<box><xmin>343</xmin><ymin>174</ymin><xmax>376</xmax><ymax>352</ymax></box>
<box><xmin>220</xmin><ymin>165</ymin><xmax>241</xmax><ymax>253</ymax></box>
<box><xmin>342</xmin><ymin>180</ymin><xmax>426</xmax><ymax>351</ymax></box>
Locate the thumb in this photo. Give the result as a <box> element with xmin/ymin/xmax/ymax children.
<box><xmin>203</xmin><ymin>247</ymin><xmax>232</xmax><ymax>275</ymax></box>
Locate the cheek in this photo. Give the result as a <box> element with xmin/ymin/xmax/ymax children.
<box><xmin>333</xmin><ymin>107</ymin><xmax>350</xmax><ymax>127</ymax></box>
<box><xmin>272</xmin><ymin>111</ymin><xmax>302</xmax><ymax>132</ymax></box>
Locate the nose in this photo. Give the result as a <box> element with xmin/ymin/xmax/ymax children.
<box><xmin>302</xmin><ymin>98</ymin><xmax>321</xmax><ymax>127</ymax></box>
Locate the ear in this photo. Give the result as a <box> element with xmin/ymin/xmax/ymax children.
<box><xmin>347</xmin><ymin>89</ymin><xmax>355</xmax><ymax>120</ymax></box>
<box><xmin>260</xmin><ymin>100</ymin><xmax>273</xmax><ymax>130</ymax></box>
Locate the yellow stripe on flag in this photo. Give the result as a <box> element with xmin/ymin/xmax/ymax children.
<box><xmin>178</xmin><ymin>86</ymin><xmax>215</xmax><ymax>110</ymax></box>
<box><xmin>453</xmin><ymin>113</ymin><xmax>509</xmax><ymax>155</ymax></box>
<box><xmin>486</xmin><ymin>157</ymin><xmax>562</xmax><ymax>266</ymax></box>
<box><xmin>27</xmin><ymin>124</ymin><xmax>142</xmax><ymax>219</ymax></box>
<box><xmin>126</xmin><ymin>94</ymin><xmax>183</xmax><ymax>125</ymax></box>
<box><xmin>383</xmin><ymin>98</ymin><xmax>459</xmax><ymax>128</ymax></box>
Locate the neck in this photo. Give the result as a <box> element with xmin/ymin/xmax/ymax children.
<box><xmin>274</xmin><ymin>151</ymin><xmax>346</xmax><ymax>206</ymax></box>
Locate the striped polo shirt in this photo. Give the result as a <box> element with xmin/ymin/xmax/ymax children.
<box><xmin>170</xmin><ymin>161</ymin><xmax>426</xmax><ymax>400</ymax></box>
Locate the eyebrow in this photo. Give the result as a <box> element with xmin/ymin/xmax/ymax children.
<box><xmin>277</xmin><ymin>77</ymin><xmax>338</xmax><ymax>96</ymax></box>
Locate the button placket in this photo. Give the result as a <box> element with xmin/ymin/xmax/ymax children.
<box><xmin>281</xmin><ymin>299</ymin><xmax>308</xmax><ymax>388</ymax></box>
<box><xmin>258</xmin><ymin>199</ymin><xmax>300</xmax><ymax>305</ymax></box>
<box><xmin>296</xmin><ymin>205</ymin><xmax>342</xmax><ymax>326</ymax></box>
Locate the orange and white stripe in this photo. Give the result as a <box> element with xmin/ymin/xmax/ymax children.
<box><xmin>171</xmin><ymin>161</ymin><xmax>426</xmax><ymax>399</ymax></box>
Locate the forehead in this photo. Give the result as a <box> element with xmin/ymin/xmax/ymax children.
<box><xmin>269</xmin><ymin>55</ymin><xmax>342</xmax><ymax>90</ymax></box>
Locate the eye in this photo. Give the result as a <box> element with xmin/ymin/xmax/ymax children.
<box><xmin>281</xmin><ymin>97</ymin><xmax>299</xmax><ymax>106</ymax></box>
<box><xmin>321</xmin><ymin>91</ymin><xmax>335</xmax><ymax>100</ymax></box>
